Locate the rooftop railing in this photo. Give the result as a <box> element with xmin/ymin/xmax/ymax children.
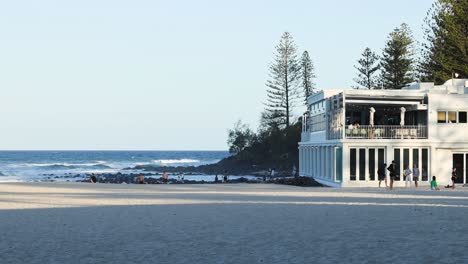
<box><xmin>344</xmin><ymin>125</ymin><xmax>427</xmax><ymax>139</ymax></box>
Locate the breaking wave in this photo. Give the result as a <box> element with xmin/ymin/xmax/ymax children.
<box><xmin>152</xmin><ymin>159</ymin><xmax>201</xmax><ymax>165</ymax></box>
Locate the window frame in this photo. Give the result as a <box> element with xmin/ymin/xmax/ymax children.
<box><xmin>437</xmin><ymin>110</ymin><xmax>468</xmax><ymax>124</ymax></box>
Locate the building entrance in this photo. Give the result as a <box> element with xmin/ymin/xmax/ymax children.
<box><xmin>452</xmin><ymin>153</ymin><xmax>468</xmax><ymax>184</ymax></box>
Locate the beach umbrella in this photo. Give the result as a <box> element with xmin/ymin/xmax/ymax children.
<box><xmin>400</xmin><ymin>107</ymin><xmax>406</xmax><ymax>126</ymax></box>
<box><xmin>369</xmin><ymin>107</ymin><xmax>375</xmax><ymax>127</ymax></box>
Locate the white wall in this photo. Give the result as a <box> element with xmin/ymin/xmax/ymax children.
<box><xmin>428</xmin><ymin>93</ymin><xmax>468</xmax><ymax>142</ymax></box>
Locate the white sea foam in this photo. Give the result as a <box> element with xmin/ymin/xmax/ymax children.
<box><xmin>152</xmin><ymin>159</ymin><xmax>200</xmax><ymax>165</ymax></box>
<box><xmin>0</xmin><ymin>175</ymin><xmax>27</xmax><ymax>183</ymax></box>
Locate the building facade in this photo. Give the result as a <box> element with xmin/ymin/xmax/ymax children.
<box><xmin>299</xmin><ymin>79</ymin><xmax>468</xmax><ymax>187</ymax></box>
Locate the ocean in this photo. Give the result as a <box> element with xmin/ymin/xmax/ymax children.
<box><xmin>0</xmin><ymin>150</ymin><xmax>239</xmax><ymax>182</ymax></box>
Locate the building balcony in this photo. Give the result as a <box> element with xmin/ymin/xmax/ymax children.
<box><xmin>343</xmin><ymin>125</ymin><xmax>427</xmax><ymax>139</ymax></box>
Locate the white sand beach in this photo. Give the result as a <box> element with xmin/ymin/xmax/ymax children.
<box><xmin>1</xmin><ymin>183</ymin><xmax>468</xmax><ymax>264</ymax></box>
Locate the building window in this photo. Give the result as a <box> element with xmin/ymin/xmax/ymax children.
<box><xmin>403</xmin><ymin>149</ymin><xmax>410</xmax><ymax>181</ymax></box>
<box><xmin>422</xmin><ymin>148</ymin><xmax>429</xmax><ymax>181</ymax></box>
<box><xmin>459</xmin><ymin>112</ymin><xmax>467</xmax><ymax>123</ymax></box>
<box><xmin>369</xmin><ymin>149</ymin><xmax>375</xmax><ymax>181</ymax></box>
<box><xmin>394</xmin><ymin>148</ymin><xmax>401</xmax><ymax>180</ymax></box>
<box><xmin>359</xmin><ymin>149</ymin><xmax>366</xmax><ymax>181</ymax></box>
<box><xmin>335</xmin><ymin>147</ymin><xmax>342</xmax><ymax>182</ymax></box>
<box><xmin>378</xmin><ymin>149</ymin><xmax>385</xmax><ymax>173</ymax></box>
<box><xmin>437</xmin><ymin>111</ymin><xmax>446</xmax><ymax>123</ymax></box>
<box><xmin>438</xmin><ymin>111</ymin><xmax>468</xmax><ymax>124</ymax></box>
<box><xmin>350</xmin><ymin>148</ymin><xmax>356</xmax><ymax>181</ymax></box>
<box><xmin>448</xmin><ymin>111</ymin><xmax>457</xmax><ymax>123</ymax></box>
<box><xmin>412</xmin><ymin>149</ymin><xmax>419</xmax><ymax>170</ymax></box>
<box><xmin>309</xmin><ymin>114</ymin><xmax>326</xmax><ymax>132</ymax></box>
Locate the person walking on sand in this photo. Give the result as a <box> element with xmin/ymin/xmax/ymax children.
<box><xmin>404</xmin><ymin>165</ymin><xmax>413</xmax><ymax>188</ymax></box>
<box><xmin>413</xmin><ymin>164</ymin><xmax>420</xmax><ymax>188</ymax></box>
<box><xmin>378</xmin><ymin>163</ymin><xmax>387</xmax><ymax>188</ymax></box>
<box><xmin>162</xmin><ymin>171</ymin><xmax>169</xmax><ymax>184</ymax></box>
<box><xmin>387</xmin><ymin>161</ymin><xmax>396</xmax><ymax>190</ymax></box>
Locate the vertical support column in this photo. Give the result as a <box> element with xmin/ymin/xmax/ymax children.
<box><xmin>374</xmin><ymin>148</ymin><xmax>378</xmax><ymax>182</ymax></box>
<box><xmin>418</xmin><ymin>148</ymin><xmax>422</xmax><ymax>180</ymax></box>
<box><xmin>342</xmin><ymin>147</ymin><xmax>349</xmax><ymax>185</ymax></box>
<box><xmin>364</xmin><ymin>148</ymin><xmax>369</xmax><ymax>182</ymax></box>
<box><xmin>299</xmin><ymin>147</ymin><xmax>302</xmax><ymax>176</ymax></box>
<box><xmin>357</xmin><ymin>148</ymin><xmax>361</xmax><ymax>182</ymax></box>
<box><xmin>325</xmin><ymin>146</ymin><xmax>332</xmax><ymax>180</ymax></box>
<box><xmin>409</xmin><ymin>148</ymin><xmax>413</xmax><ymax>174</ymax></box>
<box><xmin>463</xmin><ymin>153</ymin><xmax>468</xmax><ymax>184</ymax></box>
<box><xmin>399</xmin><ymin>148</ymin><xmax>403</xmax><ymax>181</ymax></box>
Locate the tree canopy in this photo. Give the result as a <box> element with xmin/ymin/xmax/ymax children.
<box><xmin>264</xmin><ymin>32</ymin><xmax>301</xmax><ymax>129</ymax></box>
<box><xmin>380</xmin><ymin>23</ymin><xmax>416</xmax><ymax>89</ymax></box>
<box><xmin>419</xmin><ymin>0</ymin><xmax>468</xmax><ymax>83</ymax></box>
<box><xmin>353</xmin><ymin>47</ymin><xmax>380</xmax><ymax>89</ymax></box>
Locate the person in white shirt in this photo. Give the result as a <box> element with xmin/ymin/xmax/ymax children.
<box><xmin>404</xmin><ymin>166</ymin><xmax>413</xmax><ymax>188</ymax></box>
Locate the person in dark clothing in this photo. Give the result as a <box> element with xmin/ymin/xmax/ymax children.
<box><xmin>378</xmin><ymin>163</ymin><xmax>387</xmax><ymax>188</ymax></box>
<box><xmin>387</xmin><ymin>161</ymin><xmax>396</xmax><ymax>190</ymax></box>
<box><xmin>446</xmin><ymin>168</ymin><xmax>457</xmax><ymax>189</ymax></box>
<box><xmin>223</xmin><ymin>170</ymin><xmax>228</xmax><ymax>183</ymax></box>
<box><xmin>214</xmin><ymin>174</ymin><xmax>219</xmax><ymax>184</ymax></box>
<box><xmin>90</xmin><ymin>175</ymin><xmax>97</xmax><ymax>183</ymax></box>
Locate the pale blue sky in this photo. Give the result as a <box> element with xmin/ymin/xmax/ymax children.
<box><xmin>0</xmin><ymin>0</ymin><xmax>433</xmax><ymax>150</ymax></box>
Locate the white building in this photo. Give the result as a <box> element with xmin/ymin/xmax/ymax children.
<box><xmin>299</xmin><ymin>79</ymin><xmax>468</xmax><ymax>187</ymax></box>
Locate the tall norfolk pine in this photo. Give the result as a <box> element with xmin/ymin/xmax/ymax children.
<box><xmin>353</xmin><ymin>47</ymin><xmax>380</xmax><ymax>89</ymax></box>
<box><xmin>420</xmin><ymin>0</ymin><xmax>467</xmax><ymax>83</ymax></box>
<box><xmin>380</xmin><ymin>23</ymin><xmax>416</xmax><ymax>89</ymax></box>
<box><xmin>265</xmin><ymin>32</ymin><xmax>301</xmax><ymax>129</ymax></box>
<box><xmin>301</xmin><ymin>51</ymin><xmax>316</xmax><ymax>103</ymax></box>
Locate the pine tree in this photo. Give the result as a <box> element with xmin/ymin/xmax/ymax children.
<box><xmin>420</xmin><ymin>0</ymin><xmax>468</xmax><ymax>84</ymax></box>
<box><xmin>265</xmin><ymin>32</ymin><xmax>301</xmax><ymax>129</ymax></box>
<box><xmin>380</xmin><ymin>23</ymin><xmax>416</xmax><ymax>89</ymax></box>
<box><xmin>300</xmin><ymin>51</ymin><xmax>316</xmax><ymax>103</ymax></box>
<box><xmin>353</xmin><ymin>47</ymin><xmax>380</xmax><ymax>89</ymax></box>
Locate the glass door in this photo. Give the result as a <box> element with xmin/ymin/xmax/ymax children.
<box><xmin>453</xmin><ymin>154</ymin><xmax>465</xmax><ymax>184</ymax></box>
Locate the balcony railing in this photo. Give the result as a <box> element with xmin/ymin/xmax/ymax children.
<box><xmin>344</xmin><ymin>125</ymin><xmax>427</xmax><ymax>139</ymax></box>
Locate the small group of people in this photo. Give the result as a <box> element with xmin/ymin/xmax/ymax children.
<box><xmin>262</xmin><ymin>168</ymin><xmax>276</xmax><ymax>182</ymax></box>
<box><xmin>214</xmin><ymin>170</ymin><xmax>229</xmax><ymax>183</ymax></box>
<box><xmin>429</xmin><ymin>169</ymin><xmax>458</xmax><ymax>191</ymax></box>
<box><xmin>378</xmin><ymin>161</ymin><xmax>457</xmax><ymax>191</ymax></box>
<box><xmin>137</xmin><ymin>171</ymin><xmax>171</xmax><ymax>184</ymax></box>
<box><xmin>378</xmin><ymin>161</ymin><xmax>421</xmax><ymax>190</ymax></box>
<box><xmin>347</xmin><ymin>121</ymin><xmax>361</xmax><ymax>130</ymax></box>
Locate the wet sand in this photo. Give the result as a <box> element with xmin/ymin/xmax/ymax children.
<box><xmin>1</xmin><ymin>182</ymin><xmax>468</xmax><ymax>264</ymax></box>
